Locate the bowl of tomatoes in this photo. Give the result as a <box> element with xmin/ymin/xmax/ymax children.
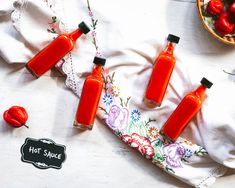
<box><xmin>197</xmin><ymin>0</ymin><xmax>235</xmax><ymax>45</ymax></box>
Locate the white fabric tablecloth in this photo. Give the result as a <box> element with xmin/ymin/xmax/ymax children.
<box><xmin>0</xmin><ymin>0</ymin><xmax>235</xmax><ymax>187</ymax></box>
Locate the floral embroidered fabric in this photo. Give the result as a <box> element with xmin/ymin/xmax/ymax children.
<box><xmin>98</xmin><ymin>71</ymin><xmax>226</xmax><ymax>186</ymax></box>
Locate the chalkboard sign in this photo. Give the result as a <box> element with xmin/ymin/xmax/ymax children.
<box><xmin>21</xmin><ymin>138</ymin><xmax>66</xmax><ymax>169</ymax></box>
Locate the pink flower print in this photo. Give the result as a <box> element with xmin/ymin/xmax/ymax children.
<box><xmin>103</xmin><ymin>68</ymin><xmax>110</xmax><ymax>76</ymax></box>
<box><xmin>163</xmin><ymin>143</ymin><xmax>185</xmax><ymax>168</ymax></box>
<box><xmin>121</xmin><ymin>133</ymin><xmax>155</xmax><ymax>159</ymax></box>
<box><xmin>96</xmin><ymin>51</ymin><xmax>102</xmax><ymax>57</ymax></box>
<box><xmin>47</xmin><ymin>16</ymin><xmax>60</xmax><ymax>34</ymax></box>
<box><xmin>106</xmin><ymin>105</ymin><xmax>129</xmax><ymax>132</ymax></box>
<box><xmin>121</xmin><ymin>135</ymin><xmax>132</xmax><ymax>144</ymax></box>
<box><xmin>106</xmin><ymin>82</ymin><xmax>113</xmax><ymax>94</ymax></box>
<box><xmin>92</xmin><ymin>30</ymin><xmax>96</xmax><ymax>38</ymax></box>
<box><xmin>88</xmin><ymin>10</ymin><xmax>93</xmax><ymax>17</ymax></box>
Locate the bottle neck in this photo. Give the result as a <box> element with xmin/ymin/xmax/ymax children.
<box><xmin>69</xmin><ymin>28</ymin><xmax>83</xmax><ymax>41</ymax></box>
<box><xmin>164</xmin><ymin>42</ymin><xmax>175</xmax><ymax>55</ymax></box>
<box><xmin>92</xmin><ymin>65</ymin><xmax>103</xmax><ymax>77</ymax></box>
<box><xmin>194</xmin><ymin>85</ymin><xmax>207</xmax><ymax>99</ymax></box>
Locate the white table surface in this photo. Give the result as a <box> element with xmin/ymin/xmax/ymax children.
<box><xmin>1</xmin><ymin>0</ymin><xmax>235</xmax><ymax>187</ymax></box>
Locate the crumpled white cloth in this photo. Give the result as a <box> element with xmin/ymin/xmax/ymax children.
<box><xmin>0</xmin><ymin>0</ymin><xmax>235</xmax><ymax>187</ymax></box>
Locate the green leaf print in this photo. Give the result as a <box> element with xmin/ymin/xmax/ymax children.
<box><xmin>138</xmin><ymin>122</ymin><xmax>148</xmax><ymax>137</ymax></box>
<box><xmin>153</xmin><ymin>147</ymin><xmax>165</xmax><ymax>162</ymax></box>
<box><xmin>194</xmin><ymin>147</ymin><xmax>208</xmax><ymax>157</ymax></box>
<box><xmin>165</xmin><ymin>166</ymin><xmax>175</xmax><ymax>174</ymax></box>
<box><xmin>127</xmin><ymin>120</ymin><xmax>147</xmax><ymax>137</ymax></box>
<box><xmin>152</xmin><ymin>140</ymin><xmax>165</xmax><ymax>162</ymax></box>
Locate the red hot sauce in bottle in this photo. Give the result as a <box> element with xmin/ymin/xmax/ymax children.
<box><xmin>144</xmin><ymin>34</ymin><xmax>180</xmax><ymax>107</ymax></box>
<box><xmin>161</xmin><ymin>78</ymin><xmax>213</xmax><ymax>141</ymax></box>
<box><xmin>74</xmin><ymin>57</ymin><xmax>106</xmax><ymax>130</ymax></box>
<box><xmin>26</xmin><ymin>22</ymin><xmax>90</xmax><ymax>78</ymax></box>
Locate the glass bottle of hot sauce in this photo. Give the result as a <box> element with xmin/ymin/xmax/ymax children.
<box><xmin>25</xmin><ymin>21</ymin><xmax>90</xmax><ymax>78</ymax></box>
<box><xmin>144</xmin><ymin>34</ymin><xmax>180</xmax><ymax>107</ymax></box>
<box><xmin>74</xmin><ymin>57</ymin><xmax>106</xmax><ymax>130</ymax></box>
<box><xmin>161</xmin><ymin>78</ymin><xmax>213</xmax><ymax>142</ymax></box>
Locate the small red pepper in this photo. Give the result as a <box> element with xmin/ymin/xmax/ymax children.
<box><xmin>229</xmin><ymin>2</ymin><xmax>235</xmax><ymax>13</ymax></box>
<box><xmin>229</xmin><ymin>2</ymin><xmax>235</xmax><ymax>18</ymax></box>
<box><xmin>214</xmin><ymin>12</ymin><xmax>235</xmax><ymax>35</ymax></box>
<box><xmin>3</xmin><ymin>106</ymin><xmax>29</xmax><ymax>128</ymax></box>
<box><xmin>206</xmin><ymin>0</ymin><xmax>224</xmax><ymax>16</ymax></box>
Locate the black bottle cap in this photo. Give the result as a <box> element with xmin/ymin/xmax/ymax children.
<box><xmin>201</xmin><ymin>77</ymin><xmax>213</xmax><ymax>88</ymax></box>
<box><xmin>93</xmin><ymin>56</ymin><xmax>106</xmax><ymax>66</ymax></box>
<box><xmin>167</xmin><ymin>34</ymin><xmax>180</xmax><ymax>44</ymax></box>
<box><xmin>78</xmin><ymin>22</ymin><xmax>90</xmax><ymax>34</ymax></box>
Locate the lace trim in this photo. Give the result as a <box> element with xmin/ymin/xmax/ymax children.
<box><xmin>196</xmin><ymin>166</ymin><xmax>227</xmax><ymax>188</ymax></box>
<box><xmin>53</xmin><ymin>0</ymin><xmax>81</xmax><ymax>96</ymax></box>
<box><xmin>11</xmin><ymin>0</ymin><xmax>27</xmax><ymax>30</ymax></box>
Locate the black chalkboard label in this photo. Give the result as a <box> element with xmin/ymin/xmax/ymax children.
<box><xmin>21</xmin><ymin>138</ymin><xmax>66</xmax><ymax>169</ymax></box>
